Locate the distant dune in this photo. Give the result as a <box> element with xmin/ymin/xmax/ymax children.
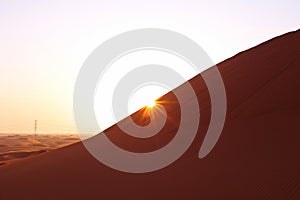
<box><xmin>0</xmin><ymin>30</ymin><xmax>299</xmax><ymax>200</ymax></box>
<box><xmin>0</xmin><ymin>134</ymin><xmax>80</xmax><ymax>165</ymax></box>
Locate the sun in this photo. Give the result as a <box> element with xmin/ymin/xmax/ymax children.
<box><xmin>127</xmin><ymin>85</ymin><xmax>167</xmax><ymax>114</ymax></box>
<box><xmin>147</xmin><ymin>100</ymin><xmax>156</xmax><ymax>108</ymax></box>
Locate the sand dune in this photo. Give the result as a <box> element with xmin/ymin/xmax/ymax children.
<box><xmin>0</xmin><ymin>30</ymin><xmax>299</xmax><ymax>200</ymax></box>
<box><xmin>0</xmin><ymin>150</ymin><xmax>46</xmax><ymax>164</ymax></box>
<box><xmin>0</xmin><ymin>134</ymin><xmax>80</xmax><ymax>165</ymax></box>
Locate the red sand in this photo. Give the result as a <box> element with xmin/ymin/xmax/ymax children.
<box><xmin>0</xmin><ymin>30</ymin><xmax>299</xmax><ymax>200</ymax></box>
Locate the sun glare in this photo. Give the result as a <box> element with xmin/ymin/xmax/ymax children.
<box><xmin>128</xmin><ymin>85</ymin><xmax>168</xmax><ymax>114</ymax></box>
<box><xmin>147</xmin><ymin>100</ymin><xmax>156</xmax><ymax>108</ymax></box>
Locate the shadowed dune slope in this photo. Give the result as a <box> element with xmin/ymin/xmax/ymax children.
<box><xmin>0</xmin><ymin>30</ymin><xmax>299</xmax><ymax>200</ymax></box>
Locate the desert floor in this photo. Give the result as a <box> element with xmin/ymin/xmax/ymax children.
<box><xmin>0</xmin><ymin>134</ymin><xmax>80</xmax><ymax>165</ymax></box>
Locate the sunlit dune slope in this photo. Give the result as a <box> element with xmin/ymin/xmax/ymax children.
<box><xmin>0</xmin><ymin>30</ymin><xmax>299</xmax><ymax>200</ymax></box>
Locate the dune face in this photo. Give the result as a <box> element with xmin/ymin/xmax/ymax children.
<box><xmin>0</xmin><ymin>30</ymin><xmax>300</xmax><ymax>200</ymax></box>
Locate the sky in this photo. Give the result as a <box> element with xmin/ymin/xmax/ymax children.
<box><xmin>0</xmin><ymin>0</ymin><xmax>299</xmax><ymax>134</ymax></box>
